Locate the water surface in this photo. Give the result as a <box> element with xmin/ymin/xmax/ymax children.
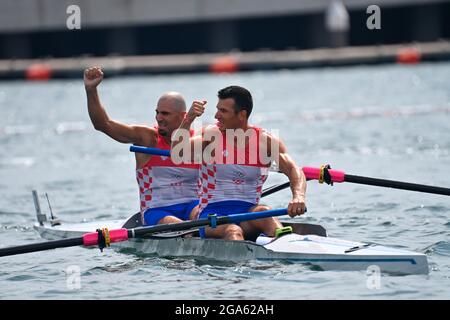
<box><xmin>0</xmin><ymin>62</ymin><xmax>449</xmax><ymax>299</ymax></box>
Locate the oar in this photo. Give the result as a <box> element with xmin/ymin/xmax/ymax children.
<box><xmin>259</xmin><ymin>169</ymin><xmax>450</xmax><ymax>196</ymax></box>
<box><xmin>261</xmin><ymin>181</ymin><xmax>291</xmax><ymax>197</ymax></box>
<box><xmin>302</xmin><ymin>167</ymin><xmax>450</xmax><ymax>196</ymax></box>
<box><xmin>0</xmin><ymin>208</ymin><xmax>288</xmax><ymax>257</ymax></box>
<box><xmin>130</xmin><ymin>145</ymin><xmax>450</xmax><ymax>196</ymax></box>
<box><xmin>131</xmin><ymin>146</ymin><xmax>170</xmax><ymax>156</ymax></box>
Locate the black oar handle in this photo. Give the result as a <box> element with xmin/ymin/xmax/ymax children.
<box><xmin>261</xmin><ymin>177</ymin><xmax>317</xmax><ymax>198</ymax></box>
<box><xmin>261</xmin><ymin>182</ymin><xmax>290</xmax><ymax>197</ymax></box>
<box><xmin>0</xmin><ymin>237</ymin><xmax>83</xmax><ymax>257</ymax></box>
<box><xmin>345</xmin><ymin>174</ymin><xmax>450</xmax><ymax>196</ymax></box>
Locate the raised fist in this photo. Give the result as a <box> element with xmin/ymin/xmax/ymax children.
<box><xmin>84</xmin><ymin>67</ymin><xmax>104</xmax><ymax>89</ymax></box>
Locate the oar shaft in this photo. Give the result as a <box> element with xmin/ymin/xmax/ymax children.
<box><xmin>0</xmin><ymin>237</ymin><xmax>83</xmax><ymax>257</ymax></box>
<box><xmin>345</xmin><ymin>174</ymin><xmax>450</xmax><ymax>196</ymax></box>
<box><xmin>227</xmin><ymin>208</ymin><xmax>287</xmax><ymax>223</ymax></box>
<box><xmin>261</xmin><ymin>182</ymin><xmax>290</xmax><ymax>197</ymax></box>
<box><xmin>132</xmin><ymin>208</ymin><xmax>288</xmax><ymax>238</ymax></box>
<box><xmin>130</xmin><ymin>146</ymin><xmax>170</xmax><ymax>157</ymax></box>
<box><xmin>302</xmin><ymin>166</ymin><xmax>450</xmax><ymax>196</ymax></box>
<box><xmin>132</xmin><ymin>219</ymin><xmax>212</xmax><ymax>238</ymax></box>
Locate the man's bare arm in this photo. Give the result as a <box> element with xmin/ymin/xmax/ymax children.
<box><xmin>84</xmin><ymin>67</ymin><xmax>154</xmax><ymax>146</ymax></box>
<box><xmin>265</xmin><ymin>133</ymin><xmax>307</xmax><ymax>217</ymax></box>
<box><xmin>171</xmin><ymin>100</ymin><xmax>206</xmax><ymax>161</ymax></box>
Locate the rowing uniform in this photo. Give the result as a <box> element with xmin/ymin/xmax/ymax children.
<box><xmin>198</xmin><ymin>125</ymin><xmax>270</xmax><ymax>237</ymax></box>
<box><xmin>136</xmin><ymin>128</ymin><xmax>199</xmax><ymax>226</ymax></box>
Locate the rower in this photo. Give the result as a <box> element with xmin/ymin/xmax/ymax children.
<box><xmin>84</xmin><ymin>67</ymin><xmax>202</xmax><ymax>226</ymax></box>
<box><xmin>172</xmin><ymin>85</ymin><xmax>307</xmax><ymax>240</ymax></box>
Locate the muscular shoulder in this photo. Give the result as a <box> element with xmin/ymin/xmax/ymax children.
<box><xmin>259</xmin><ymin>128</ymin><xmax>287</xmax><ymax>153</ymax></box>
<box><xmin>133</xmin><ymin>125</ymin><xmax>158</xmax><ymax>147</ymax></box>
<box><xmin>259</xmin><ymin>128</ymin><xmax>279</xmax><ymax>144</ymax></box>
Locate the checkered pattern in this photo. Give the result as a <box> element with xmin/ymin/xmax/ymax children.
<box><xmin>197</xmin><ymin>125</ymin><xmax>273</xmax><ymax>212</ymax></box>
<box><xmin>255</xmin><ymin>171</ymin><xmax>268</xmax><ymax>204</ymax></box>
<box><xmin>198</xmin><ymin>163</ymin><xmax>269</xmax><ymax>213</ymax></box>
<box><xmin>199</xmin><ymin>164</ymin><xmax>217</xmax><ymax>210</ymax></box>
<box><xmin>136</xmin><ymin>167</ymin><xmax>153</xmax><ymax>212</ymax></box>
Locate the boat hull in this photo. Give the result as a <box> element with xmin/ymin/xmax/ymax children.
<box><xmin>33</xmin><ymin>218</ymin><xmax>428</xmax><ymax>275</ymax></box>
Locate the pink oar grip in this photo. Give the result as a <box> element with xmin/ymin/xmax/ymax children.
<box><xmin>302</xmin><ymin>167</ymin><xmax>345</xmax><ymax>183</ymax></box>
<box><xmin>110</xmin><ymin>229</ymin><xmax>129</xmax><ymax>243</ymax></box>
<box><xmin>83</xmin><ymin>232</ymin><xmax>99</xmax><ymax>246</ymax></box>
<box><xmin>82</xmin><ymin>228</ymin><xmax>129</xmax><ymax>247</ymax></box>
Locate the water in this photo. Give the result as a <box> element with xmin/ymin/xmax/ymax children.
<box><xmin>0</xmin><ymin>62</ymin><xmax>449</xmax><ymax>299</ymax></box>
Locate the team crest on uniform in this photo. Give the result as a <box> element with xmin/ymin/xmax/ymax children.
<box><xmin>161</xmin><ymin>156</ymin><xmax>168</xmax><ymax>161</ymax></box>
<box><xmin>232</xmin><ymin>170</ymin><xmax>245</xmax><ymax>185</ymax></box>
<box><xmin>170</xmin><ymin>173</ymin><xmax>183</xmax><ymax>186</ymax></box>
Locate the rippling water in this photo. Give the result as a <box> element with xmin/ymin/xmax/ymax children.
<box><xmin>0</xmin><ymin>62</ymin><xmax>449</xmax><ymax>299</ymax></box>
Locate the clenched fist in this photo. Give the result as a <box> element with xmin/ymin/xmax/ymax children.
<box><xmin>186</xmin><ymin>100</ymin><xmax>207</xmax><ymax>122</ymax></box>
<box><xmin>287</xmin><ymin>195</ymin><xmax>306</xmax><ymax>218</ymax></box>
<box><xmin>84</xmin><ymin>67</ymin><xmax>104</xmax><ymax>90</ymax></box>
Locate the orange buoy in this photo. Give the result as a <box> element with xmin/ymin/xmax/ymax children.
<box><xmin>209</xmin><ymin>56</ymin><xmax>239</xmax><ymax>74</ymax></box>
<box><xmin>25</xmin><ymin>63</ymin><xmax>52</xmax><ymax>81</ymax></box>
<box><xmin>396</xmin><ymin>47</ymin><xmax>422</xmax><ymax>65</ymax></box>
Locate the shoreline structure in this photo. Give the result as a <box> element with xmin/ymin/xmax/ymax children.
<box><xmin>1</xmin><ymin>41</ymin><xmax>449</xmax><ymax>80</ymax></box>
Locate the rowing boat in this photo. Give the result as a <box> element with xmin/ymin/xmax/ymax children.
<box><xmin>32</xmin><ymin>200</ymin><xmax>429</xmax><ymax>275</ymax></box>
<box><xmin>2</xmin><ymin>147</ymin><xmax>444</xmax><ymax>274</ymax></box>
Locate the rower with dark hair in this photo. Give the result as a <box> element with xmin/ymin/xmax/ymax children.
<box><xmin>84</xmin><ymin>67</ymin><xmax>205</xmax><ymax>226</ymax></box>
<box><xmin>172</xmin><ymin>85</ymin><xmax>307</xmax><ymax>240</ymax></box>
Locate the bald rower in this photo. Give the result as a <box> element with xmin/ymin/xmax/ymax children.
<box><xmin>84</xmin><ymin>67</ymin><xmax>200</xmax><ymax>226</ymax></box>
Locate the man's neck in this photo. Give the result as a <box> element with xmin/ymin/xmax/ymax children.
<box><xmin>161</xmin><ymin>134</ymin><xmax>172</xmax><ymax>145</ymax></box>
<box><xmin>231</xmin><ymin>121</ymin><xmax>249</xmax><ymax>131</ymax></box>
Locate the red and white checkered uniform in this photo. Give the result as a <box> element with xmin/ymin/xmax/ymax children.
<box><xmin>199</xmin><ymin>125</ymin><xmax>270</xmax><ymax>211</ymax></box>
<box><xmin>136</xmin><ymin>128</ymin><xmax>199</xmax><ymax>217</ymax></box>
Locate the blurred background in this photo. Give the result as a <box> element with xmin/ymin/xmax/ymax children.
<box><xmin>0</xmin><ymin>0</ymin><xmax>449</xmax><ymax>299</ymax></box>
<box><xmin>0</xmin><ymin>0</ymin><xmax>450</xmax><ymax>78</ymax></box>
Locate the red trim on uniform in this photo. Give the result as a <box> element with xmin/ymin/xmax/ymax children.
<box><xmin>141</xmin><ymin>127</ymin><xmax>199</xmax><ymax>169</ymax></box>
<box><xmin>202</xmin><ymin>125</ymin><xmax>271</xmax><ymax>167</ymax></box>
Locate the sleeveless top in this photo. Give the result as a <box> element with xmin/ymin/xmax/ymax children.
<box><xmin>136</xmin><ymin>128</ymin><xmax>199</xmax><ymax>216</ymax></box>
<box><xmin>198</xmin><ymin>125</ymin><xmax>270</xmax><ymax>211</ymax></box>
